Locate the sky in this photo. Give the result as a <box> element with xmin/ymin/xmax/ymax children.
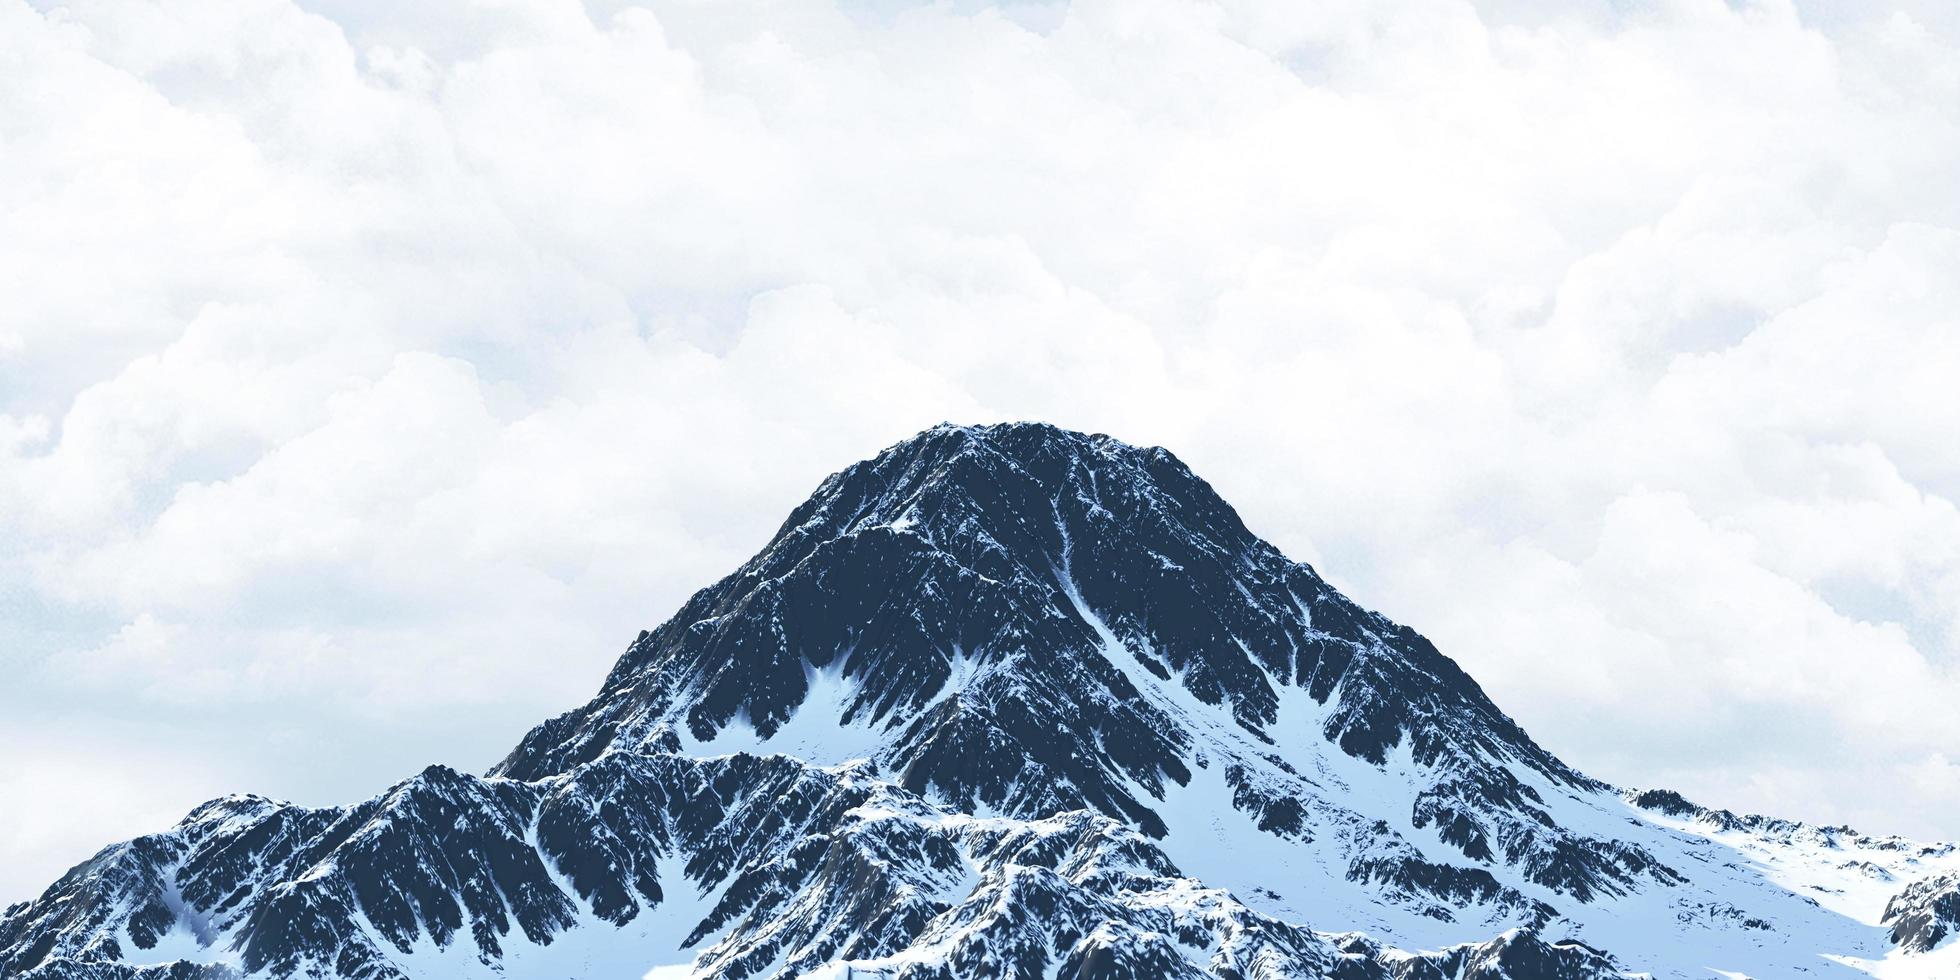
<box><xmin>3</xmin><ymin>0</ymin><xmax>1959</xmax><ymax>902</ymax></box>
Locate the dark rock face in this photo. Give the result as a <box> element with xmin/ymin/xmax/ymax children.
<box><xmin>1883</xmin><ymin>873</ymin><xmax>1960</xmax><ymax>953</ymax></box>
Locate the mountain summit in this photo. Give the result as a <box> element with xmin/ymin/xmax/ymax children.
<box><xmin>6</xmin><ymin>423</ymin><xmax>1957</xmax><ymax>979</ymax></box>
<box><xmin>497</xmin><ymin>423</ymin><xmax>1662</xmax><ymax>921</ymax></box>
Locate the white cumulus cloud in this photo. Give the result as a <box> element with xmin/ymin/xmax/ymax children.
<box><xmin>2</xmin><ymin>0</ymin><xmax>1958</xmax><ymax>902</ymax></box>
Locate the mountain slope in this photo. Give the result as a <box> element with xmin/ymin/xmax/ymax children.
<box><xmin>1</xmin><ymin>751</ymin><xmax>1636</xmax><ymax>980</ymax></box>
<box><xmin>7</xmin><ymin>422</ymin><xmax>1958</xmax><ymax>979</ymax></box>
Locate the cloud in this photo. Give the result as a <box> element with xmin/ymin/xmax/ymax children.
<box><xmin>3</xmin><ymin>0</ymin><xmax>1960</xmax><ymax>898</ymax></box>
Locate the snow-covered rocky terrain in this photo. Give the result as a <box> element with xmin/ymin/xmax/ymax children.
<box><xmin>6</xmin><ymin>422</ymin><xmax>1958</xmax><ymax>979</ymax></box>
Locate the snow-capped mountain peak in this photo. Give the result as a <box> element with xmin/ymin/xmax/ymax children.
<box><xmin>7</xmin><ymin>423</ymin><xmax>1958</xmax><ymax>980</ymax></box>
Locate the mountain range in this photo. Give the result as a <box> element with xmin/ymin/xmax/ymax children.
<box><xmin>6</xmin><ymin>422</ymin><xmax>1958</xmax><ymax>979</ymax></box>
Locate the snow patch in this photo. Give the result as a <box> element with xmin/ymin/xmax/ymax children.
<box><xmin>681</xmin><ymin>660</ymin><xmax>888</xmax><ymax>767</ymax></box>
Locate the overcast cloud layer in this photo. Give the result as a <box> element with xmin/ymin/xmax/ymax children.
<box><xmin>5</xmin><ymin>0</ymin><xmax>1960</xmax><ymax>902</ymax></box>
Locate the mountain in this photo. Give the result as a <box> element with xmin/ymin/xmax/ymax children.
<box><xmin>6</xmin><ymin>422</ymin><xmax>1958</xmax><ymax>979</ymax></box>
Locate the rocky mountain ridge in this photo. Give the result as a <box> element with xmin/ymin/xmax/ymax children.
<box><xmin>7</xmin><ymin>423</ymin><xmax>1958</xmax><ymax>979</ymax></box>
